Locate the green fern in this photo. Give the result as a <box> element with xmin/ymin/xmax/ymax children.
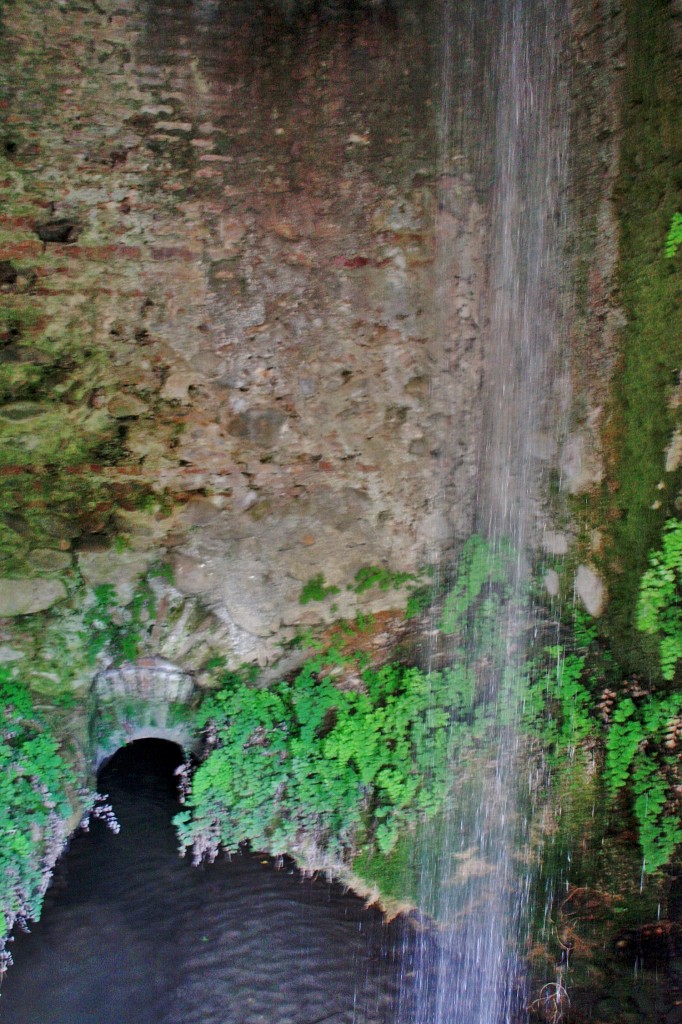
<box><xmin>175</xmin><ymin>653</ymin><xmax>481</xmax><ymax>864</ymax></box>
<box><xmin>0</xmin><ymin>667</ymin><xmax>77</xmax><ymax>955</ymax></box>
<box><xmin>665</xmin><ymin>212</ymin><xmax>682</xmax><ymax>258</ymax></box>
<box><xmin>440</xmin><ymin>536</ymin><xmax>514</xmax><ymax>634</ymax></box>
<box><xmin>637</xmin><ymin>519</ymin><xmax>682</xmax><ymax>680</ymax></box>
<box><xmin>353</xmin><ymin>565</ymin><xmax>415</xmax><ymax>594</ymax></box>
<box><xmin>631</xmin><ymin>754</ymin><xmax>682</xmax><ymax>872</ymax></box>
<box><xmin>604</xmin><ymin>699</ymin><xmax>644</xmax><ymax>793</ymax></box>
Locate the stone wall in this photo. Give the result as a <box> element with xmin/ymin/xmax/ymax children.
<box><xmin>2</xmin><ymin>0</ymin><xmax>671</xmax><ymax>666</ymax></box>
<box><xmin>0</xmin><ymin>0</ymin><xmax>485</xmax><ymax>664</ymax></box>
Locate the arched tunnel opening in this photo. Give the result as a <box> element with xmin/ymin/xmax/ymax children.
<box><xmin>89</xmin><ymin>658</ymin><xmax>199</xmax><ymax>771</ymax></box>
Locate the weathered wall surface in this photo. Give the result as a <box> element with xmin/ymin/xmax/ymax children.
<box><xmin>0</xmin><ymin>0</ymin><xmax>485</xmax><ymax>665</ymax></box>
<box><xmin>562</xmin><ymin>0</ymin><xmax>682</xmax><ymax>649</ymax></box>
<box><xmin>563</xmin><ymin>0</ymin><xmax>626</xmax><ymax>493</ymax></box>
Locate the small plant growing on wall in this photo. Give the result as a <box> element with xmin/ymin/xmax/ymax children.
<box><xmin>664</xmin><ymin>212</ymin><xmax>682</xmax><ymax>259</ymax></box>
<box><xmin>80</xmin><ymin>572</ymin><xmax>166</xmax><ymax>667</ymax></box>
<box><xmin>352</xmin><ymin>565</ymin><xmax>416</xmax><ymax>594</ymax></box>
<box><xmin>298</xmin><ymin>574</ymin><xmax>340</xmax><ymax>605</ymax></box>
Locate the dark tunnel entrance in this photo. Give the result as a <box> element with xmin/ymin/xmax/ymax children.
<box><xmin>97</xmin><ymin>737</ymin><xmax>185</xmax><ymax>795</ymax></box>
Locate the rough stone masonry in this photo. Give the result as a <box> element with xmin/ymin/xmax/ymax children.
<box><xmin>0</xmin><ymin>0</ymin><xmax>486</xmax><ymax>664</ymax></box>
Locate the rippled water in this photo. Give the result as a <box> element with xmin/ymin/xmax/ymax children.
<box><xmin>0</xmin><ymin>740</ymin><xmax>410</xmax><ymax>1024</ymax></box>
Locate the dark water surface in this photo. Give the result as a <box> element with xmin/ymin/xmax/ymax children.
<box><xmin>0</xmin><ymin>740</ymin><xmax>409</xmax><ymax>1024</ymax></box>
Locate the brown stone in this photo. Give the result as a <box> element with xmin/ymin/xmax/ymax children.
<box><xmin>107</xmin><ymin>394</ymin><xmax>148</xmax><ymax>418</ymax></box>
<box><xmin>227</xmin><ymin>409</ymin><xmax>286</xmax><ymax>447</ymax></box>
<box><xmin>0</xmin><ymin>578</ymin><xmax>67</xmax><ymax>616</ymax></box>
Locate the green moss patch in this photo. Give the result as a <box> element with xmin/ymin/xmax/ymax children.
<box><xmin>598</xmin><ymin>0</ymin><xmax>682</xmax><ymax>672</ymax></box>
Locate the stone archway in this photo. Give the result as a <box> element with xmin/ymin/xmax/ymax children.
<box><xmin>90</xmin><ymin>656</ymin><xmax>198</xmax><ymax>768</ymax></box>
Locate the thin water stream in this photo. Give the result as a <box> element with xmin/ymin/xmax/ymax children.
<box><xmin>410</xmin><ymin>1</ymin><xmax>572</xmax><ymax>1022</ymax></box>
<box><xmin>0</xmin><ymin>741</ymin><xmax>410</xmax><ymax>1024</ymax></box>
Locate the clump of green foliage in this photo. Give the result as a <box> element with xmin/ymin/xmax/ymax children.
<box><xmin>81</xmin><ymin>577</ymin><xmax>159</xmax><ymax>666</ymax></box>
<box><xmin>402</xmin><ymin>566</ymin><xmax>444</xmax><ymax>620</ymax></box>
<box><xmin>527</xmin><ymin>646</ymin><xmax>594</xmax><ymax>755</ymax></box>
<box><xmin>602</xmin><ymin>691</ymin><xmax>682</xmax><ymax>872</ymax></box>
<box><xmin>440</xmin><ymin>535</ymin><xmax>515</xmax><ymax>634</ymax></box>
<box><xmin>298</xmin><ymin>564</ymin><xmax>429</xmax><ymax>613</ymax></box>
<box><xmin>636</xmin><ymin>518</ymin><xmax>682</xmax><ymax>680</ymax></box>
<box><xmin>175</xmin><ymin>537</ymin><xmax>535</xmax><ymax>875</ymax></box>
<box><xmin>531</xmin><ymin>590</ymin><xmax>682</xmax><ymax>874</ymax></box>
<box><xmin>0</xmin><ymin>666</ymin><xmax>77</xmax><ymax>964</ymax></box>
<box><xmin>148</xmin><ymin>559</ymin><xmax>175</xmax><ymax>584</ymax></box>
<box><xmin>587</xmin><ymin>519</ymin><xmax>682</xmax><ymax>870</ymax></box>
<box><xmin>352</xmin><ymin>565</ymin><xmax>416</xmax><ymax>594</ymax></box>
<box><xmin>176</xmin><ymin>539</ymin><xmax>518</xmax><ymax>869</ymax></box>
<box><xmin>405</xmin><ymin>583</ymin><xmax>434</xmax><ymax>619</ymax></box>
<box><xmin>175</xmin><ymin>537</ymin><xmax>536</xmax><ymax>876</ymax></box>
<box><xmin>174</xmin><ymin>654</ymin><xmax>476</xmax><ymax>865</ymax></box>
<box><xmin>299</xmin><ymin>565</ymin><xmax>421</xmax><ymax>606</ymax></box>
<box><xmin>298</xmin><ymin>574</ymin><xmax>340</xmax><ymax>605</ymax></box>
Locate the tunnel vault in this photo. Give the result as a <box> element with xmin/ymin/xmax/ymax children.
<box><xmin>89</xmin><ymin>657</ymin><xmax>198</xmax><ymax>768</ymax></box>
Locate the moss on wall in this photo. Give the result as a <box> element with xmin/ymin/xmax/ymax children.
<box><xmin>596</xmin><ymin>0</ymin><xmax>682</xmax><ymax>672</ymax></box>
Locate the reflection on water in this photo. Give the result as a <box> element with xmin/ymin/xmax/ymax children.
<box><xmin>0</xmin><ymin>740</ymin><xmax>409</xmax><ymax>1024</ymax></box>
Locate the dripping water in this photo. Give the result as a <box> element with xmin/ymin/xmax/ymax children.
<box><xmin>408</xmin><ymin>0</ymin><xmax>572</xmax><ymax>1022</ymax></box>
